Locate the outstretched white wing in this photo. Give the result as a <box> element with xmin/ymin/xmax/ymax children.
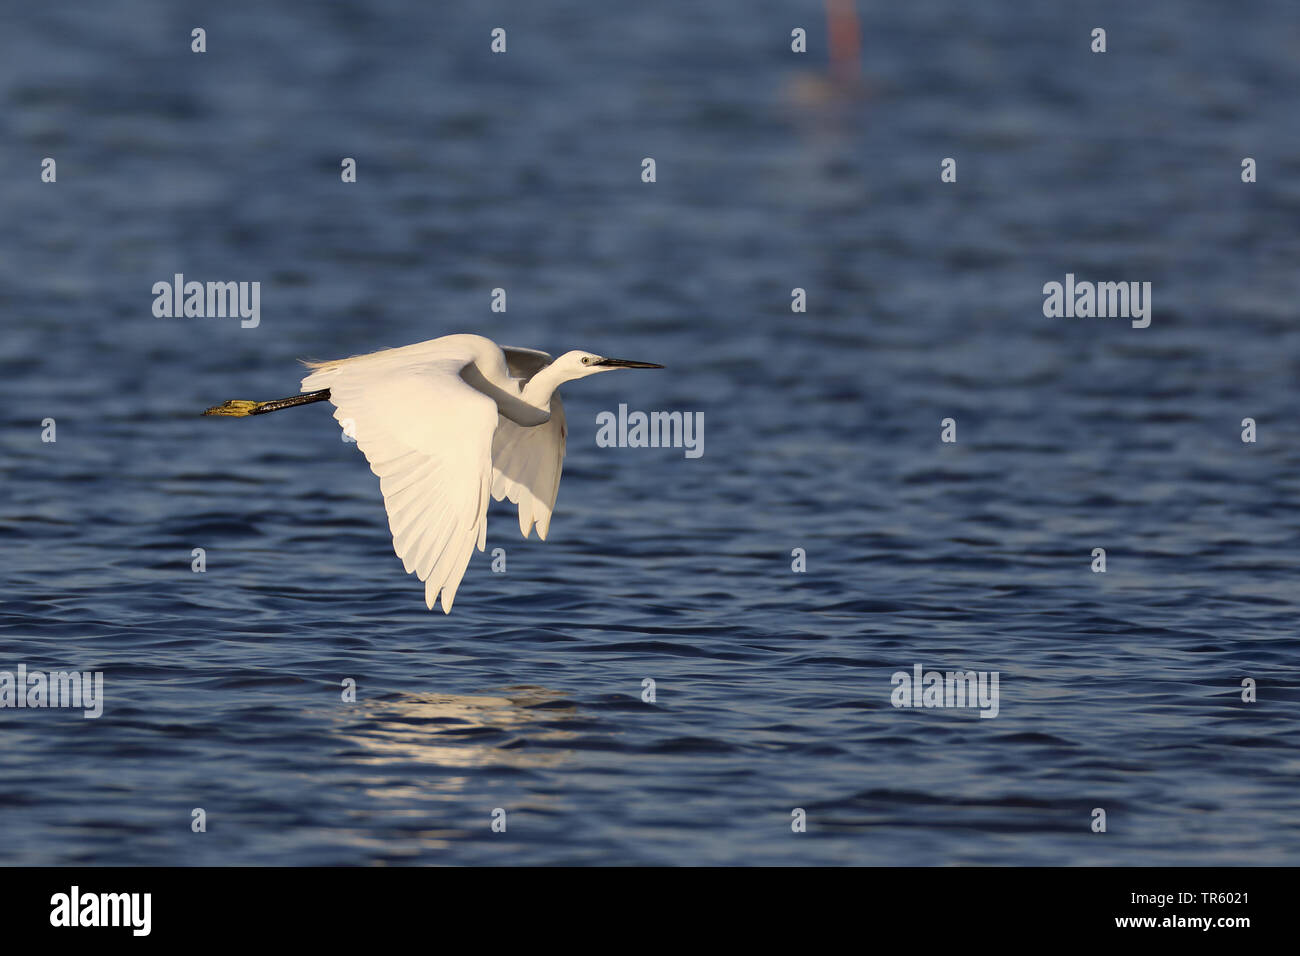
<box><xmin>301</xmin><ymin>343</ymin><xmax>498</xmax><ymax>613</ymax></box>
<box><xmin>493</xmin><ymin>347</ymin><xmax>567</xmax><ymax>539</ymax></box>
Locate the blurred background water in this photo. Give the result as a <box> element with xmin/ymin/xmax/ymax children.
<box><xmin>1</xmin><ymin>0</ymin><xmax>1299</xmax><ymax>865</ymax></box>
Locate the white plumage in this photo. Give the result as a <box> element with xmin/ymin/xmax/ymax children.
<box><xmin>287</xmin><ymin>333</ymin><xmax>659</xmax><ymax>612</ymax></box>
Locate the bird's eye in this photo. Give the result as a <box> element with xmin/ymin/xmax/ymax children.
<box><xmin>581</xmin><ymin>356</ymin><xmax>590</xmax><ymax>365</ymax></box>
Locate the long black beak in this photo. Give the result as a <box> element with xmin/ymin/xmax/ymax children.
<box><xmin>594</xmin><ymin>357</ymin><xmax>664</xmax><ymax>369</ymax></box>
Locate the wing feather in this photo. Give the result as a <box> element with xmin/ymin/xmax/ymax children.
<box><xmin>501</xmin><ymin>346</ymin><xmax>553</xmax><ymax>383</ymax></box>
<box><xmin>301</xmin><ymin>343</ymin><xmax>499</xmax><ymax>612</ymax></box>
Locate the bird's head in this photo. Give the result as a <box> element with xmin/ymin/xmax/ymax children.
<box><xmin>554</xmin><ymin>350</ymin><xmax>664</xmax><ymax>381</ymax></box>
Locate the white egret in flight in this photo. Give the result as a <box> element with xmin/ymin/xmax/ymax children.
<box><xmin>203</xmin><ymin>333</ymin><xmax>662</xmax><ymax>612</ymax></box>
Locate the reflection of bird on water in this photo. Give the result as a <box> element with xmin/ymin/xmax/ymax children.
<box><xmin>339</xmin><ymin>687</ymin><xmax>581</xmax><ymax>772</ymax></box>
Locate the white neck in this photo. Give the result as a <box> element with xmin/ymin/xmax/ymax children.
<box><xmin>520</xmin><ymin>362</ymin><xmax>572</xmax><ymax>412</ymax></box>
<box><xmin>461</xmin><ymin>358</ymin><xmax>576</xmax><ymax>427</ymax></box>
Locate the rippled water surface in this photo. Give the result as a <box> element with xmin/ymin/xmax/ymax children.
<box><xmin>2</xmin><ymin>1</ymin><xmax>1299</xmax><ymax>865</ymax></box>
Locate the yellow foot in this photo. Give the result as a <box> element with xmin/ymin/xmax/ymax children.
<box><xmin>202</xmin><ymin>399</ymin><xmax>263</xmax><ymax>417</ymax></box>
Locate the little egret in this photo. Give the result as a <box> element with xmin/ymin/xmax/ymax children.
<box><xmin>203</xmin><ymin>333</ymin><xmax>662</xmax><ymax>612</ymax></box>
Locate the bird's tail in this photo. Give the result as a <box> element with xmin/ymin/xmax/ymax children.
<box><xmin>203</xmin><ymin>389</ymin><xmax>331</xmax><ymax>417</ymax></box>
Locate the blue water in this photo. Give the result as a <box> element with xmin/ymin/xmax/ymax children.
<box><xmin>2</xmin><ymin>0</ymin><xmax>1299</xmax><ymax>865</ymax></box>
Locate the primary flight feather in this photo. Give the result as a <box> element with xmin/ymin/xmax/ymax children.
<box><xmin>203</xmin><ymin>333</ymin><xmax>662</xmax><ymax>612</ymax></box>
